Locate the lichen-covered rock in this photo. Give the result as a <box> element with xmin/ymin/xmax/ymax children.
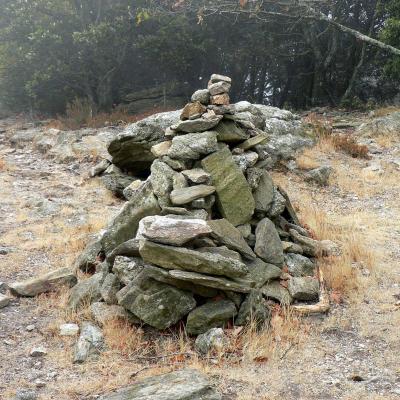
<box><xmin>245</xmin><ymin>258</ymin><xmax>282</xmax><ymax>288</ymax></box>
<box><xmin>100</xmin><ymin>273</ymin><xmax>120</xmax><ymax>304</ymax></box>
<box><xmin>149</xmin><ymin>159</ymin><xmax>176</xmax><ymax>207</ymax></box>
<box><xmin>101</xmin><ymin>180</ymin><xmax>161</xmax><ymax>255</ymax></box>
<box><xmin>214</xmin><ymin>120</ymin><xmax>249</xmax><ymax>142</ymax></box>
<box><xmin>191</xmin><ymin>89</ymin><xmax>210</xmax><ymax>105</ymax></box>
<box><xmin>288</xmin><ymin>277</ymin><xmax>319</xmax><ymax>301</ymax></box>
<box><xmin>112</xmin><ymin>256</ymin><xmax>145</xmax><ymax>285</ymax></box>
<box><xmin>207</xmin><ymin>219</ymin><xmax>255</xmax><ymax>260</ymax></box>
<box><xmin>180</xmin><ymin>102</ymin><xmax>207</xmax><ymax>120</ymax></box>
<box><xmin>255</xmin><ymin>218</ymin><xmax>284</xmax><ymax>267</ymax></box>
<box><xmin>285</xmin><ymin>253</ymin><xmax>315</xmax><ymax>277</ymax></box>
<box><xmin>182</xmin><ymin>168</ymin><xmax>211</xmax><ymax>184</ymax></box>
<box><xmin>73</xmin><ymin>322</ymin><xmax>104</xmax><ymax>364</ymax></box>
<box><xmin>67</xmin><ymin>273</ymin><xmax>105</xmax><ymax>310</ymax></box>
<box><xmin>101</xmin><ymin>164</ymin><xmax>135</xmax><ymax>197</ymax></box>
<box><xmin>107</xmin><ymin>110</ymin><xmax>181</xmax><ymax>172</ymax></box>
<box><xmin>10</xmin><ymin>267</ymin><xmax>77</xmax><ymax>297</ymax></box>
<box><xmin>186</xmin><ymin>300</ymin><xmax>237</xmax><ymax>335</ymax></box>
<box><xmin>173</xmin><ymin>114</ymin><xmax>223</xmax><ymax>133</ymax></box>
<box><xmin>118</xmin><ymin>279</ymin><xmax>196</xmax><ymax>330</ymax></box>
<box><xmin>98</xmin><ymin>368</ymin><xmax>222</xmax><ymax>400</ymax></box>
<box><xmin>305</xmin><ymin>165</ymin><xmax>332</xmax><ymax>186</ymax></box>
<box><xmin>170</xmin><ymin>185</ymin><xmax>216</xmax><ymax>205</ymax></box>
<box><xmin>195</xmin><ymin>328</ymin><xmax>226</xmax><ymax>355</ymax></box>
<box><xmin>139</xmin><ymin>240</ymin><xmax>248</xmax><ymax>278</ymax></box>
<box><xmin>252</xmin><ymin>170</ymin><xmax>275</xmax><ymax>213</ymax></box>
<box><xmin>202</xmin><ymin>148</ymin><xmax>254</xmax><ymax>226</ymax></box>
<box><xmin>232</xmin><ymin>151</ymin><xmax>259</xmax><ymax>172</ymax></box>
<box><xmin>261</xmin><ymin>281</ymin><xmax>293</xmax><ymax>305</ymax></box>
<box><xmin>168</xmin><ymin>131</ymin><xmax>218</xmax><ymax>160</ymax></box>
<box><xmin>90</xmin><ymin>302</ymin><xmax>139</xmax><ymax>326</ymax></box>
<box><xmin>235</xmin><ymin>289</ymin><xmax>271</xmax><ymax>327</ymax></box>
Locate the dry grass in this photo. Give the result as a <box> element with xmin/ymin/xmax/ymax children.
<box><xmin>371</xmin><ymin>105</ymin><xmax>400</xmax><ymax>117</ymax></box>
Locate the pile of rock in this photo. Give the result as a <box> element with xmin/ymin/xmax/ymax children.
<box><xmin>69</xmin><ymin>74</ymin><xmax>337</xmax><ymax>338</ymax></box>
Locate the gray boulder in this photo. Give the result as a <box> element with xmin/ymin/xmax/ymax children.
<box><xmin>195</xmin><ymin>328</ymin><xmax>226</xmax><ymax>355</ymax></box>
<box><xmin>202</xmin><ymin>148</ymin><xmax>255</xmax><ymax>226</ymax></box>
<box><xmin>90</xmin><ymin>302</ymin><xmax>139</xmax><ymax>326</ymax></box>
<box><xmin>355</xmin><ymin>111</ymin><xmax>400</xmax><ymax>138</ymax></box>
<box><xmin>101</xmin><ymin>180</ymin><xmax>161</xmax><ymax>255</ymax></box>
<box><xmin>100</xmin><ymin>273</ymin><xmax>120</xmax><ymax>304</ymax></box>
<box><xmin>0</xmin><ymin>293</ymin><xmax>11</xmax><ymax>309</ymax></box>
<box><xmin>191</xmin><ymin>89</ymin><xmax>210</xmax><ymax>105</ymax></box>
<box><xmin>252</xmin><ymin>170</ymin><xmax>275</xmax><ymax>213</ymax></box>
<box><xmin>245</xmin><ymin>258</ymin><xmax>282</xmax><ymax>288</ymax></box>
<box><xmin>118</xmin><ymin>279</ymin><xmax>196</xmax><ymax>330</ymax></box>
<box><xmin>98</xmin><ymin>368</ymin><xmax>221</xmax><ymax>400</ymax></box>
<box><xmin>214</xmin><ymin>120</ymin><xmax>249</xmax><ymax>142</ymax></box>
<box><xmin>168</xmin><ymin>131</ymin><xmax>218</xmax><ymax>160</ymax></box>
<box><xmin>285</xmin><ymin>253</ymin><xmax>315</xmax><ymax>277</ymax></box>
<box><xmin>67</xmin><ymin>273</ymin><xmax>105</xmax><ymax>310</ymax></box>
<box><xmin>106</xmin><ymin>238</ymin><xmax>141</xmax><ymax>263</ymax></box>
<box><xmin>255</xmin><ymin>218</ymin><xmax>284</xmax><ymax>267</ymax></box>
<box><xmin>112</xmin><ymin>256</ymin><xmax>145</xmax><ymax>285</ymax></box>
<box><xmin>149</xmin><ymin>159</ymin><xmax>176</xmax><ymax>207</ymax></box>
<box><xmin>9</xmin><ymin>267</ymin><xmax>77</xmax><ymax>297</ymax></box>
<box><xmin>107</xmin><ymin>110</ymin><xmax>181</xmax><ymax>172</ymax></box>
<box><xmin>101</xmin><ymin>164</ymin><xmax>135</xmax><ymax>197</ymax></box>
<box><xmin>173</xmin><ymin>114</ymin><xmax>222</xmax><ymax>133</ymax></box>
<box><xmin>235</xmin><ymin>289</ymin><xmax>271</xmax><ymax>327</ymax></box>
<box><xmin>76</xmin><ymin>237</ymin><xmax>103</xmax><ymax>272</ymax></box>
<box><xmin>186</xmin><ymin>300</ymin><xmax>237</xmax><ymax>335</ymax></box>
<box><xmin>305</xmin><ymin>166</ymin><xmax>333</xmax><ymax>186</ymax></box>
<box><xmin>261</xmin><ymin>281</ymin><xmax>293</xmax><ymax>305</ymax></box>
<box><xmin>288</xmin><ymin>277</ymin><xmax>319</xmax><ymax>301</ymax></box>
<box><xmin>170</xmin><ymin>185</ymin><xmax>216</xmax><ymax>205</ymax></box>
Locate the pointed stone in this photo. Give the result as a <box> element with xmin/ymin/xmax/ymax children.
<box><xmin>207</xmin><ymin>219</ymin><xmax>256</xmax><ymax>260</ymax></box>
<box><xmin>253</xmin><ymin>170</ymin><xmax>275</xmax><ymax>213</ymax></box>
<box><xmin>255</xmin><ymin>218</ymin><xmax>284</xmax><ymax>267</ymax></box>
<box><xmin>236</xmin><ymin>134</ymin><xmax>269</xmax><ymax>151</ymax></box>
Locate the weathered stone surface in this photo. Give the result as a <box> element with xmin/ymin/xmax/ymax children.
<box><xmin>118</xmin><ymin>279</ymin><xmax>196</xmax><ymax>330</ymax></box>
<box><xmin>182</xmin><ymin>168</ymin><xmax>211</xmax><ymax>184</ymax></box>
<box><xmin>210</xmin><ymin>74</ymin><xmax>232</xmax><ymax>84</ymax></box>
<box><xmin>73</xmin><ymin>322</ymin><xmax>104</xmax><ymax>364</ymax></box>
<box><xmin>233</xmin><ymin>151</ymin><xmax>259</xmax><ymax>172</ymax></box>
<box><xmin>10</xmin><ymin>267</ymin><xmax>77</xmax><ymax>297</ymax></box>
<box><xmin>186</xmin><ymin>300</ymin><xmax>237</xmax><ymax>335</ymax></box>
<box><xmin>191</xmin><ymin>89</ymin><xmax>210</xmax><ymax>105</ymax></box>
<box><xmin>267</xmin><ymin>189</ymin><xmax>286</xmax><ymax>218</ymax></box>
<box><xmin>285</xmin><ymin>253</ymin><xmax>315</xmax><ymax>277</ymax></box>
<box><xmin>140</xmin><ymin>215</ymin><xmax>211</xmax><ymax>246</ymax></box>
<box><xmin>237</xmin><ymin>223</ymin><xmax>252</xmax><ymax>239</ymax></box>
<box><xmin>173</xmin><ymin>173</ymin><xmax>188</xmax><ymax>190</ymax></box>
<box><xmin>214</xmin><ymin>120</ymin><xmax>249</xmax><ymax>142</ymax></box>
<box><xmin>202</xmin><ymin>148</ymin><xmax>255</xmax><ymax>226</ymax></box>
<box><xmin>101</xmin><ymin>164</ymin><xmax>136</xmax><ymax>197</ymax></box>
<box><xmin>282</xmin><ymin>241</ymin><xmax>303</xmax><ymax>254</ymax></box>
<box><xmin>255</xmin><ymin>218</ymin><xmax>284</xmax><ymax>267</ymax></box>
<box><xmin>106</xmin><ymin>239</ymin><xmax>140</xmax><ymax>263</ymax></box>
<box><xmin>0</xmin><ymin>293</ymin><xmax>11</xmax><ymax>309</ymax></box>
<box><xmin>195</xmin><ymin>328</ymin><xmax>226</xmax><ymax>355</ymax></box>
<box><xmin>207</xmin><ymin>104</ymin><xmax>235</xmax><ymax>115</ymax></box>
<box><xmin>150</xmin><ymin>159</ymin><xmax>176</xmax><ymax>207</ymax></box>
<box><xmin>139</xmin><ymin>240</ymin><xmax>248</xmax><ymax>278</ymax></box>
<box><xmin>30</xmin><ymin>346</ymin><xmax>47</xmax><ymax>357</ymax></box>
<box><xmin>305</xmin><ymin>166</ymin><xmax>333</xmax><ymax>186</ymax></box>
<box><xmin>180</xmin><ymin>102</ymin><xmax>207</xmax><ymax>120</ymax></box>
<box><xmin>191</xmin><ymin>196</ymin><xmax>215</xmax><ymax>210</ymax></box>
<box><xmin>14</xmin><ymin>389</ymin><xmax>38</xmax><ymax>400</ymax></box>
<box><xmin>197</xmin><ymin>246</ymin><xmax>241</xmax><ymax>261</ymax></box>
<box><xmin>173</xmin><ymin>114</ymin><xmax>223</xmax><ymax>133</ymax></box>
<box><xmin>90</xmin><ymin>159</ymin><xmax>111</xmax><ymax>177</ymax></box>
<box><xmin>170</xmin><ymin>185</ymin><xmax>216</xmax><ymax>205</ymax></box>
<box><xmin>237</xmin><ymin>134</ymin><xmax>269</xmax><ymax>151</ymax></box>
<box><xmin>168</xmin><ymin>131</ymin><xmax>218</xmax><ymax>160</ymax></box>
<box><xmin>245</xmin><ymin>258</ymin><xmax>282</xmax><ymax>288</ymax></box>
<box><xmin>246</xmin><ymin>167</ymin><xmax>264</xmax><ymax>190</ymax></box>
<box><xmin>151</xmin><ymin>141</ymin><xmax>172</xmax><ymax>157</ymax></box>
<box><xmin>169</xmin><ymin>270</ymin><xmax>252</xmax><ymax>293</ymax></box>
<box><xmin>355</xmin><ymin>111</ymin><xmax>400</xmax><ymax>138</ymax></box>
<box><xmin>101</xmin><ymin>180</ymin><xmax>161</xmax><ymax>255</ymax></box>
<box><xmin>67</xmin><ymin>273</ymin><xmax>104</xmax><ymax>310</ymax></box>
<box><xmin>107</xmin><ymin>110</ymin><xmax>181</xmax><ymax>172</ymax></box>
<box><xmin>98</xmin><ymin>368</ymin><xmax>221</xmax><ymax>400</ymax></box>
<box><xmin>235</xmin><ymin>289</ymin><xmax>271</xmax><ymax>326</ymax></box>
<box><xmin>112</xmin><ymin>256</ymin><xmax>145</xmax><ymax>285</ymax></box>
<box><xmin>261</xmin><ymin>281</ymin><xmax>293</xmax><ymax>305</ymax></box>
<box><xmin>211</xmin><ymin>93</ymin><xmax>230</xmax><ymax>106</ymax></box>
<box><xmin>161</xmin><ymin>156</ymin><xmax>190</xmax><ymax>171</ymax></box>
<box><xmin>207</xmin><ymin>219</ymin><xmax>256</xmax><ymax>260</ymax></box>
<box><xmin>91</xmin><ymin>302</ymin><xmax>139</xmax><ymax>326</ymax></box>
<box><xmin>208</xmin><ymin>81</ymin><xmax>231</xmax><ymax>95</ymax></box>
<box><xmin>253</xmin><ymin>170</ymin><xmax>275</xmax><ymax>213</ymax></box>
<box><xmin>123</xmin><ymin>180</ymin><xmax>144</xmax><ymax>201</ymax></box>
<box><xmin>288</xmin><ymin>277</ymin><xmax>319</xmax><ymax>301</ymax></box>
<box><xmin>60</xmin><ymin>323</ymin><xmax>79</xmax><ymax>336</ymax></box>
<box><xmin>289</xmin><ymin>229</ymin><xmax>341</xmax><ymax>257</ymax></box>
<box><xmin>100</xmin><ymin>273</ymin><xmax>120</xmax><ymax>304</ymax></box>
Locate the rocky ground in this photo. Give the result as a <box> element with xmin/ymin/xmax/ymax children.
<box><xmin>1</xmin><ymin>110</ymin><xmax>400</xmax><ymax>399</ymax></box>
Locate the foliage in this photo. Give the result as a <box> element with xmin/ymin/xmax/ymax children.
<box><xmin>0</xmin><ymin>0</ymin><xmax>398</xmax><ymax>115</ymax></box>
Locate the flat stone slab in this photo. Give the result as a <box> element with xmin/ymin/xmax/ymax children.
<box><xmin>139</xmin><ymin>240</ymin><xmax>248</xmax><ymax>278</ymax></box>
<box><xmin>214</xmin><ymin>120</ymin><xmax>249</xmax><ymax>142</ymax></box>
<box><xmin>139</xmin><ymin>215</ymin><xmax>212</xmax><ymax>246</ymax></box>
<box><xmin>236</xmin><ymin>133</ymin><xmax>269</xmax><ymax>151</ymax></box>
<box><xmin>182</xmin><ymin>168</ymin><xmax>211</xmax><ymax>184</ymax></box>
<box><xmin>202</xmin><ymin>148</ymin><xmax>254</xmax><ymax>226</ymax></box>
<box><xmin>99</xmin><ymin>368</ymin><xmax>221</xmax><ymax>400</ymax></box>
<box><xmin>173</xmin><ymin>115</ymin><xmax>222</xmax><ymax>133</ymax></box>
<box><xmin>170</xmin><ymin>185</ymin><xmax>216</xmax><ymax>205</ymax></box>
<box><xmin>169</xmin><ymin>270</ymin><xmax>252</xmax><ymax>293</ymax></box>
<box><xmin>9</xmin><ymin>267</ymin><xmax>77</xmax><ymax>297</ymax></box>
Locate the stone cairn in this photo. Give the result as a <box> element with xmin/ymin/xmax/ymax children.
<box><xmin>68</xmin><ymin>74</ymin><xmax>326</xmax><ymax>337</ymax></box>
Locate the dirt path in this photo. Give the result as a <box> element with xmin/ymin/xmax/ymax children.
<box><xmin>0</xmin><ymin>115</ymin><xmax>399</xmax><ymax>399</ymax></box>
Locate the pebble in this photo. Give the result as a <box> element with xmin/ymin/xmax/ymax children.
<box><xmin>14</xmin><ymin>389</ymin><xmax>38</xmax><ymax>400</ymax></box>
<box><xmin>26</xmin><ymin>325</ymin><xmax>36</xmax><ymax>332</ymax></box>
<box><xmin>30</xmin><ymin>346</ymin><xmax>47</xmax><ymax>357</ymax></box>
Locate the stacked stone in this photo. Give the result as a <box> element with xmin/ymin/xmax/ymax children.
<box><xmin>70</xmin><ymin>74</ymin><xmax>323</xmax><ymax>336</ymax></box>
